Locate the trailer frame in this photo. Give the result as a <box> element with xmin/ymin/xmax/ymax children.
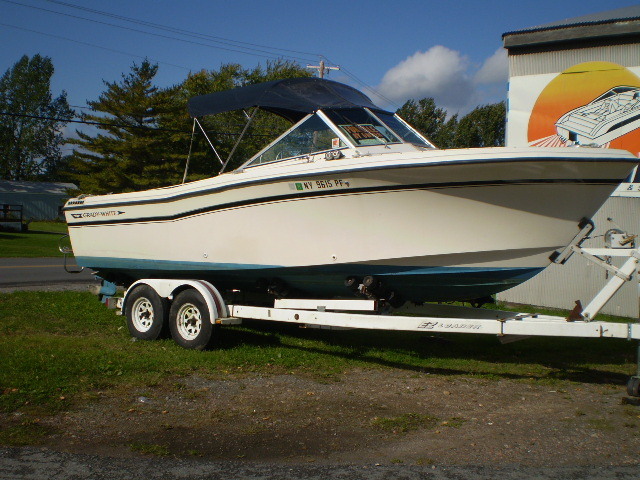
<box><xmin>104</xmin><ymin>231</ymin><xmax>640</xmax><ymax>395</ymax></box>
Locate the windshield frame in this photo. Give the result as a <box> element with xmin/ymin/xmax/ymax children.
<box><xmin>241</xmin><ymin>112</ymin><xmax>351</xmax><ymax>169</ymax></box>
<box><xmin>239</xmin><ymin>106</ymin><xmax>435</xmax><ymax>170</ymax></box>
<box><xmin>324</xmin><ymin>108</ymin><xmax>403</xmax><ymax>147</ymax></box>
<box><xmin>373</xmin><ymin>110</ymin><xmax>435</xmax><ymax>148</ymax></box>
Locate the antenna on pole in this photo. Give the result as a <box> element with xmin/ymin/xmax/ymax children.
<box><xmin>307</xmin><ymin>59</ymin><xmax>340</xmax><ymax>79</ymax></box>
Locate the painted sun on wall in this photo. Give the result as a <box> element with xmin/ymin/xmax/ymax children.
<box><xmin>528</xmin><ymin>61</ymin><xmax>640</xmax><ymax>155</ymax></box>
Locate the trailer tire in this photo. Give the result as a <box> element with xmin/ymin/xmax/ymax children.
<box><xmin>169</xmin><ymin>289</ymin><xmax>214</xmax><ymax>350</ymax></box>
<box><xmin>125</xmin><ymin>284</ymin><xmax>168</xmax><ymax>340</ymax></box>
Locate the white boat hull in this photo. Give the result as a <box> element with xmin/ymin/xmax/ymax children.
<box><xmin>65</xmin><ymin>147</ymin><xmax>637</xmax><ymax>302</ymax></box>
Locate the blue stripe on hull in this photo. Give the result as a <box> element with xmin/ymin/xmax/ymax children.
<box><xmin>76</xmin><ymin>256</ymin><xmax>542</xmax><ymax>302</ymax></box>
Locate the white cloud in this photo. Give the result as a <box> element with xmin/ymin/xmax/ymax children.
<box><xmin>474</xmin><ymin>48</ymin><xmax>508</xmax><ymax>85</ymax></box>
<box><xmin>374</xmin><ymin>46</ymin><xmax>508</xmax><ymax>114</ymax></box>
<box><xmin>377</xmin><ymin>46</ymin><xmax>475</xmax><ymax>111</ymax></box>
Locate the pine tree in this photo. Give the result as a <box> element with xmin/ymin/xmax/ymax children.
<box><xmin>68</xmin><ymin>60</ymin><xmax>178</xmax><ymax>193</ymax></box>
<box><xmin>70</xmin><ymin>60</ymin><xmax>311</xmax><ymax>193</ymax></box>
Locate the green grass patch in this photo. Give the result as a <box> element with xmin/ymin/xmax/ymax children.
<box><xmin>442</xmin><ymin>417</ymin><xmax>466</xmax><ymax>428</ymax></box>
<box><xmin>0</xmin><ymin>291</ymin><xmax>638</xmax><ymax>424</ymax></box>
<box><xmin>371</xmin><ymin>413</ymin><xmax>439</xmax><ymax>434</ymax></box>
<box><xmin>587</xmin><ymin>418</ymin><xmax>616</xmax><ymax>431</ymax></box>
<box><xmin>129</xmin><ymin>442</ymin><xmax>170</xmax><ymax>456</ymax></box>
<box><xmin>0</xmin><ymin>221</ymin><xmax>69</xmax><ymax>257</ymax></box>
<box><xmin>0</xmin><ymin>420</ymin><xmax>57</xmax><ymax>446</ymax></box>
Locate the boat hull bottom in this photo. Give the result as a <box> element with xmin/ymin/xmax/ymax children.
<box><xmin>77</xmin><ymin>257</ymin><xmax>543</xmax><ymax>303</ymax></box>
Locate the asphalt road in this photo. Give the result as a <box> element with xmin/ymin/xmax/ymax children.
<box><xmin>1</xmin><ymin>448</ymin><xmax>639</xmax><ymax>480</ymax></box>
<box><xmin>0</xmin><ymin>257</ymin><xmax>99</xmax><ymax>291</ymax></box>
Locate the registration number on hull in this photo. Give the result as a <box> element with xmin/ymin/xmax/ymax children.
<box><xmin>290</xmin><ymin>179</ymin><xmax>351</xmax><ymax>191</ymax></box>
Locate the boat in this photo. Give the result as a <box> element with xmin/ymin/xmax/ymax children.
<box><xmin>556</xmin><ymin>86</ymin><xmax>640</xmax><ymax>146</ymax></box>
<box><xmin>63</xmin><ymin>77</ymin><xmax>638</xmax><ymax>306</ymax></box>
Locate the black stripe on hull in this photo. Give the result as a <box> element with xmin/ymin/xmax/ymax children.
<box><xmin>67</xmin><ymin>178</ymin><xmax>620</xmax><ymax>227</ymax></box>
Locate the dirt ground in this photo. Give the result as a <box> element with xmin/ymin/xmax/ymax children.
<box><xmin>25</xmin><ymin>369</ymin><xmax>640</xmax><ymax>466</ymax></box>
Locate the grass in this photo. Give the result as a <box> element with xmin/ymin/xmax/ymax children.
<box><xmin>129</xmin><ymin>442</ymin><xmax>170</xmax><ymax>456</ymax></box>
<box><xmin>442</xmin><ymin>417</ymin><xmax>466</xmax><ymax>428</ymax></box>
<box><xmin>0</xmin><ymin>221</ymin><xmax>69</xmax><ymax>257</ymax></box>
<box><xmin>0</xmin><ymin>420</ymin><xmax>56</xmax><ymax>446</ymax></box>
<box><xmin>371</xmin><ymin>413</ymin><xmax>439</xmax><ymax>434</ymax></box>
<box><xmin>587</xmin><ymin>418</ymin><xmax>616</xmax><ymax>431</ymax></box>
<box><xmin>0</xmin><ymin>291</ymin><xmax>638</xmax><ymax>427</ymax></box>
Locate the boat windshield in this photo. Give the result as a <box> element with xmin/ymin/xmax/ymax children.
<box><xmin>373</xmin><ymin>112</ymin><xmax>432</xmax><ymax>147</ymax></box>
<box><xmin>248</xmin><ymin>114</ymin><xmax>346</xmax><ymax>166</ymax></box>
<box><xmin>244</xmin><ymin>107</ymin><xmax>433</xmax><ymax>168</ymax></box>
<box><xmin>593</xmin><ymin>87</ymin><xmax>638</xmax><ymax>103</ymax></box>
<box><xmin>323</xmin><ymin>109</ymin><xmax>401</xmax><ymax>146</ymax></box>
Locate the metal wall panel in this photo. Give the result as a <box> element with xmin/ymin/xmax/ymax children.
<box><xmin>509</xmin><ymin>43</ymin><xmax>640</xmax><ymax>77</ymax></box>
<box><xmin>0</xmin><ymin>193</ymin><xmax>66</xmax><ymax>220</ymax></box>
<box><xmin>497</xmin><ymin>196</ymin><xmax>640</xmax><ymax>318</ymax></box>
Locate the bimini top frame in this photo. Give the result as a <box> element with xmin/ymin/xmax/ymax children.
<box><xmin>184</xmin><ymin>77</ymin><xmax>436</xmax><ymax>176</ymax></box>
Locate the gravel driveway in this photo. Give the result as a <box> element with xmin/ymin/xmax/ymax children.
<box><xmin>2</xmin><ymin>369</ymin><xmax>639</xmax><ymax>478</ymax></box>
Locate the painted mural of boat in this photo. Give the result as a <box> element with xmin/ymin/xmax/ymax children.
<box><xmin>556</xmin><ymin>86</ymin><xmax>640</xmax><ymax>146</ymax></box>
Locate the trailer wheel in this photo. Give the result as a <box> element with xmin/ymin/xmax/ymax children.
<box><xmin>169</xmin><ymin>289</ymin><xmax>214</xmax><ymax>350</ymax></box>
<box><xmin>125</xmin><ymin>284</ymin><xmax>168</xmax><ymax>340</ymax></box>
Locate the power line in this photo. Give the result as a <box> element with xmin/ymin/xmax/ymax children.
<box><xmin>69</xmin><ymin>104</ymin><xmax>96</xmax><ymax>111</ymax></box>
<box><xmin>43</xmin><ymin>0</ymin><xmax>323</xmax><ymax>60</ymax></box>
<box><xmin>5</xmin><ymin>2</ymin><xmax>382</xmax><ymax>109</ymax></box>
<box><xmin>0</xmin><ymin>22</ymin><xmax>192</xmax><ymax>71</ymax></box>
<box><xmin>4</xmin><ymin>1</ymin><xmax>390</xmax><ymax>112</ymax></box>
<box><xmin>0</xmin><ymin>111</ymin><xmax>274</xmax><ymax>137</ymax></box>
<box><xmin>3</xmin><ymin>0</ymin><xmax>318</xmax><ymax>64</ymax></box>
<box><xmin>334</xmin><ymin>63</ymin><xmax>402</xmax><ymax>111</ymax></box>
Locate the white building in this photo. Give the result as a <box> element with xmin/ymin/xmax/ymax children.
<box><xmin>0</xmin><ymin>180</ymin><xmax>76</xmax><ymax>223</ymax></box>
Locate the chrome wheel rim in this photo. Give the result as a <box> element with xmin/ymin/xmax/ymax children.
<box><xmin>132</xmin><ymin>297</ymin><xmax>154</xmax><ymax>332</ymax></box>
<box><xmin>176</xmin><ymin>303</ymin><xmax>202</xmax><ymax>340</ymax></box>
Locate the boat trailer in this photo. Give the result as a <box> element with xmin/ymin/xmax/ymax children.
<box><xmin>95</xmin><ymin>220</ymin><xmax>640</xmax><ymax>396</ymax></box>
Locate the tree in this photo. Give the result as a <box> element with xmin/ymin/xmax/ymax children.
<box><xmin>396</xmin><ymin>98</ymin><xmax>458</xmax><ymax>148</ymax></box>
<box><xmin>396</xmin><ymin>98</ymin><xmax>506</xmax><ymax>149</ymax></box>
<box><xmin>162</xmin><ymin>60</ymin><xmax>312</xmax><ymax>180</ymax></box>
<box><xmin>158</xmin><ymin>63</ymin><xmax>255</xmax><ymax>184</ymax></box>
<box><xmin>69</xmin><ymin>59</ymin><xmax>311</xmax><ymax>193</ymax></box>
<box><xmin>68</xmin><ymin>60</ymin><xmax>177</xmax><ymax>193</ymax></box>
<box><xmin>453</xmin><ymin>102</ymin><xmax>506</xmax><ymax>148</ymax></box>
<box><xmin>0</xmin><ymin>54</ymin><xmax>73</xmax><ymax>180</ymax></box>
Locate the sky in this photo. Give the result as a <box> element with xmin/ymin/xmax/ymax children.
<box><xmin>1</xmin><ymin>0</ymin><xmax>639</xmax><ymax>120</ymax></box>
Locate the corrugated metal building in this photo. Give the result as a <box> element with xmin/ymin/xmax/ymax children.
<box><xmin>503</xmin><ymin>6</ymin><xmax>640</xmax><ymax>149</ymax></box>
<box><xmin>497</xmin><ymin>187</ymin><xmax>640</xmax><ymax>317</ymax></box>
<box><xmin>0</xmin><ymin>180</ymin><xmax>76</xmax><ymax>221</ymax></box>
<box><xmin>497</xmin><ymin>7</ymin><xmax>640</xmax><ymax>317</ymax></box>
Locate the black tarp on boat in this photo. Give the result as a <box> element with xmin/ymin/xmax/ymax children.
<box><xmin>187</xmin><ymin>77</ymin><xmax>388</xmax><ymax>122</ymax></box>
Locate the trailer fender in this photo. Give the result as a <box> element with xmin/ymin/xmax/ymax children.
<box><xmin>123</xmin><ymin>279</ymin><xmax>228</xmax><ymax>324</ymax></box>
